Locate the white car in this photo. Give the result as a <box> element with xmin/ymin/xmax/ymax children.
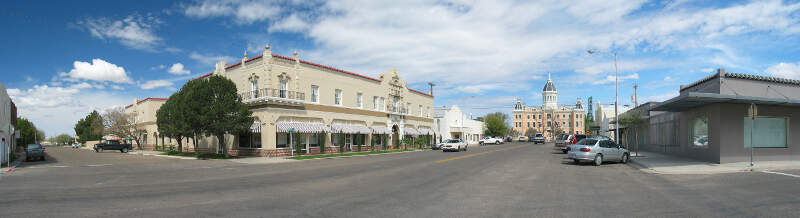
<box><xmin>442</xmin><ymin>139</ymin><xmax>467</xmax><ymax>152</ymax></box>
<box><xmin>479</xmin><ymin>137</ymin><xmax>503</xmax><ymax>145</ymax></box>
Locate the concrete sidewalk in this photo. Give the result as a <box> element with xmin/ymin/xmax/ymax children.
<box><xmin>127</xmin><ymin>150</ymin><xmax>197</xmax><ymax>160</ymax></box>
<box><xmin>630</xmin><ymin>151</ymin><xmax>800</xmax><ymax>174</ymax></box>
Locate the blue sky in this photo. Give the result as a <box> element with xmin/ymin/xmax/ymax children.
<box><xmin>2</xmin><ymin>0</ymin><xmax>800</xmax><ymax>136</ymax></box>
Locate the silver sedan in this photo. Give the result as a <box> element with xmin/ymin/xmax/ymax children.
<box><xmin>567</xmin><ymin>138</ymin><xmax>629</xmax><ymax>166</ymax></box>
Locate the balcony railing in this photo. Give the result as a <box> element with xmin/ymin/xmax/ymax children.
<box><xmin>239</xmin><ymin>88</ymin><xmax>305</xmax><ymax>103</ymax></box>
<box><xmin>386</xmin><ymin>105</ymin><xmax>407</xmax><ymax>114</ymax></box>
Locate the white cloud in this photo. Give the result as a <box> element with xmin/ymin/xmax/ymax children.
<box><xmin>268</xmin><ymin>13</ymin><xmax>310</xmax><ymax>33</ymax></box>
<box><xmin>184</xmin><ymin>0</ymin><xmax>282</xmax><ymax>24</ymax></box>
<box><xmin>9</xmin><ymin>85</ymin><xmax>130</xmax><ymax>137</ymax></box>
<box><xmin>663</xmin><ymin>76</ymin><xmax>674</xmax><ymax>82</ymax></box>
<box><xmin>189</xmin><ymin>52</ymin><xmax>237</xmax><ymax>66</ymax></box>
<box><xmin>140</xmin><ymin>80</ymin><xmax>174</xmax><ymax>90</ymax></box>
<box><xmin>640</xmin><ymin>91</ymin><xmax>679</xmax><ymax>103</ymax></box>
<box><xmin>62</xmin><ymin>59</ymin><xmax>133</xmax><ymax>84</ymax></box>
<box><xmin>70</xmin><ymin>82</ymin><xmax>93</xmax><ymax>89</ymax></box>
<box><xmin>591</xmin><ymin>73</ymin><xmax>639</xmax><ymax>85</ymax></box>
<box><xmin>78</xmin><ymin>14</ymin><xmax>162</xmax><ymax>51</ymax></box>
<box><xmin>167</xmin><ymin>63</ymin><xmax>191</xmax><ymax>75</ymax></box>
<box><xmin>700</xmin><ymin>68</ymin><xmax>715</xmax><ymax>73</ymax></box>
<box><xmin>765</xmin><ymin>62</ymin><xmax>800</xmax><ymax>80</ymax></box>
<box><xmin>111</xmin><ymin>85</ymin><xmax>124</xmax><ymax>90</ymax></box>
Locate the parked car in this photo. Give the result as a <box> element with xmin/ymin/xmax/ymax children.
<box><xmin>554</xmin><ymin>134</ymin><xmax>576</xmax><ymax>153</ymax></box>
<box><xmin>25</xmin><ymin>144</ymin><xmax>45</xmax><ymax>161</ymax></box>
<box><xmin>71</xmin><ymin>143</ymin><xmax>80</xmax><ymax>148</ymax></box>
<box><xmin>479</xmin><ymin>136</ymin><xmax>503</xmax><ymax>145</ymax></box>
<box><xmin>432</xmin><ymin>142</ymin><xmax>444</xmax><ymax>150</ymax></box>
<box><xmin>567</xmin><ymin>138</ymin><xmax>629</xmax><ymax>166</ymax></box>
<box><xmin>94</xmin><ymin>140</ymin><xmax>133</xmax><ymax>153</ymax></box>
<box><xmin>532</xmin><ymin>133</ymin><xmax>545</xmax><ymax>144</ymax></box>
<box><xmin>505</xmin><ymin>136</ymin><xmax>512</xmax><ymax>142</ymax></box>
<box><xmin>442</xmin><ymin>139</ymin><xmax>467</xmax><ymax>152</ymax></box>
<box><xmin>518</xmin><ymin>136</ymin><xmax>528</xmax><ymax>142</ymax></box>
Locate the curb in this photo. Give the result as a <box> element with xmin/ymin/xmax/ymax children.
<box><xmin>293</xmin><ymin>149</ymin><xmax>428</xmax><ymax>161</ymax></box>
<box><xmin>128</xmin><ymin>152</ymin><xmax>198</xmax><ymax>160</ymax></box>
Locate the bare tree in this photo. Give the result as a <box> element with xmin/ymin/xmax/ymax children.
<box><xmin>102</xmin><ymin>107</ymin><xmax>144</xmax><ymax>150</ymax></box>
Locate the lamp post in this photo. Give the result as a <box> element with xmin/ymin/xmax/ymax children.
<box><xmin>588</xmin><ymin>49</ymin><xmax>620</xmax><ymax>144</ymax></box>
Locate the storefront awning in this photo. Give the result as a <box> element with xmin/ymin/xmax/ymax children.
<box><xmin>404</xmin><ymin>128</ymin><xmax>420</xmax><ymax>136</ymax></box>
<box><xmin>651</xmin><ymin>92</ymin><xmax>800</xmax><ymax>112</ymax></box>
<box><xmin>276</xmin><ymin>122</ymin><xmax>330</xmax><ymax>133</ymax></box>
<box><xmin>250</xmin><ymin>121</ymin><xmax>261</xmax><ymax>133</ymax></box>
<box><xmin>330</xmin><ymin>124</ymin><xmax>371</xmax><ymax>134</ymax></box>
<box><xmin>370</xmin><ymin>126</ymin><xmax>392</xmax><ymax>135</ymax></box>
<box><xmin>417</xmin><ymin>129</ymin><xmax>434</xmax><ymax>135</ymax></box>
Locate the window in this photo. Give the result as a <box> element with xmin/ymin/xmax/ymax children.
<box><xmin>744</xmin><ymin>117</ymin><xmax>788</xmax><ymax>148</ymax></box>
<box><xmin>251</xmin><ymin>80</ymin><xmax>258</xmax><ymax>98</ymax></box>
<box><xmin>689</xmin><ymin>116</ymin><xmax>709</xmax><ymax>149</ymax></box>
<box><xmin>277</xmin><ymin>133</ymin><xmax>290</xmax><ymax>148</ymax></box>
<box><xmin>309</xmin><ymin>134</ymin><xmax>319</xmax><ymax>147</ymax></box>
<box><xmin>357</xmin><ymin>93</ymin><xmax>363</xmax><ymax>108</ymax></box>
<box><xmin>407</xmin><ymin>103</ymin><xmax>412</xmax><ymax>114</ymax></box>
<box><xmin>373</xmin><ymin>96</ymin><xmax>378</xmax><ymax>110</ymax></box>
<box><xmin>527</xmin><ymin>123</ymin><xmax>530</xmax><ymax>128</ymax></box>
<box><xmin>380</xmin><ymin>97</ymin><xmax>386</xmax><ymax>111</ymax></box>
<box><xmin>238</xmin><ymin>132</ymin><xmax>262</xmax><ymax>149</ymax></box>
<box><xmin>547</xmin><ymin>114</ymin><xmax>551</xmax><ymax>119</ymax></box>
<box><xmin>280</xmin><ymin>80</ymin><xmax>288</xmax><ymax>98</ymax></box>
<box><xmin>419</xmin><ymin>105</ymin><xmax>423</xmax><ymax>116</ymax></box>
<box><xmin>311</xmin><ymin>85</ymin><xmax>319</xmax><ymax>103</ymax></box>
<box><xmin>335</xmin><ymin>89</ymin><xmax>342</xmax><ymax>105</ymax></box>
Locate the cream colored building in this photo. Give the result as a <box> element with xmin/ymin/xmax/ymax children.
<box><xmin>190</xmin><ymin>42</ymin><xmax>435</xmax><ymax>156</ymax></box>
<box><xmin>512</xmin><ymin>74</ymin><xmax>585</xmax><ymax>140</ymax></box>
<box><xmin>433</xmin><ymin>105</ymin><xmax>484</xmax><ymax>144</ymax></box>
<box><xmin>124</xmin><ymin>97</ymin><xmax>197</xmax><ymax>151</ymax></box>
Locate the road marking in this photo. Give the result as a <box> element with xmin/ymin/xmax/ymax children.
<box><xmin>436</xmin><ymin>145</ymin><xmax>526</xmax><ymax>164</ymax></box>
<box><xmin>761</xmin><ymin>170</ymin><xmax>800</xmax><ymax>178</ymax></box>
<box><xmin>28</xmin><ymin>165</ymin><xmax>70</xmax><ymax>169</ymax></box>
<box><xmin>86</xmin><ymin>164</ymin><xmax>112</xmax><ymax>167</ymax></box>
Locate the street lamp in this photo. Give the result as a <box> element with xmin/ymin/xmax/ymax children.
<box><xmin>587</xmin><ymin>49</ymin><xmax>620</xmax><ymax>144</ymax></box>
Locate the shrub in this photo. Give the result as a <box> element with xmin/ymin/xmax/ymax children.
<box><xmin>319</xmin><ymin>133</ymin><xmax>326</xmax><ymax>154</ymax></box>
<box><xmin>169</xmin><ymin>144</ymin><xmax>175</xmax><ymax>151</ymax></box>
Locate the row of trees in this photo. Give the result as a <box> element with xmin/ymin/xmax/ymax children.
<box><xmin>156</xmin><ymin>75</ymin><xmax>253</xmax><ymax>156</ymax></box>
<box><xmin>17</xmin><ymin>117</ymin><xmax>45</xmax><ymax>146</ymax></box>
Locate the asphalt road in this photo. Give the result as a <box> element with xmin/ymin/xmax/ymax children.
<box><xmin>1</xmin><ymin>143</ymin><xmax>799</xmax><ymax>217</ymax></box>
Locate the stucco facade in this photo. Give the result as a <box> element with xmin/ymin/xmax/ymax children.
<box><xmin>0</xmin><ymin>82</ymin><xmax>17</xmax><ymax>164</ymax></box>
<box><xmin>433</xmin><ymin>105</ymin><xmax>484</xmax><ymax>144</ymax></box>
<box><xmin>190</xmin><ymin>42</ymin><xmax>435</xmax><ymax>156</ymax></box>
<box><xmin>125</xmin><ymin>97</ymin><xmax>196</xmax><ymax>151</ymax></box>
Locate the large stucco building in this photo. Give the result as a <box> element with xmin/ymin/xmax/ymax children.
<box><xmin>124</xmin><ymin>97</ymin><xmax>198</xmax><ymax>151</ymax></box>
<box><xmin>177</xmin><ymin>42</ymin><xmax>435</xmax><ymax>156</ymax></box>
<box><xmin>433</xmin><ymin>105</ymin><xmax>484</xmax><ymax>144</ymax></box>
<box><xmin>512</xmin><ymin>74</ymin><xmax>586</xmax><ymax>140</ymax></box>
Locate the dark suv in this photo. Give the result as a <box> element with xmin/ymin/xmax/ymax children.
<box><xmin>94</xmin><ymin>140</ymin><xmax>133</xmax><ymax>153</ymax></box>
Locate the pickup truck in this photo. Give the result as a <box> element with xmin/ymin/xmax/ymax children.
<box><xmin>479</xmin><ymin>137</ymin><xmax>503</xmax><ymax>145</ymax></box>
<box><xmin>94</xmin><ymin>140</ymin><xmax>133</xmax><ymax>153</ymax></box>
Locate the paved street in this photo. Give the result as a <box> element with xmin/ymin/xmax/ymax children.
<box><xmin>1</xmin><ymin>143</ymin><xmax>799</xmax><ymax>217</ymax></box>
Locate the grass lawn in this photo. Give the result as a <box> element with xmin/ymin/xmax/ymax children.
<box><xmin>290</xmin><ymin>150</ymin><xmax>413</xmax><ymax>160</ymax></box>
<box><xmin>161</xmin><ymin>151</ymin><xmax>240</xmax><ymax>159</ymax></box>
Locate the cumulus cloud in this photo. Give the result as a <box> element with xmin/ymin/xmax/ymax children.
<box><xmin>184</xmin><ymin>0</ymin><xmax>283</xmax><ymax>24</ymax></box>
<box><xmin>765</xmin><ymin>62</ymin><xmax>800</xmax><ymax>80</ymax></box>
<box><xmin>62</xmin><ymin>59</ymin><xmax>133</xmax><ymax>84</ymax></box>
<box><xmin>189</xmin><ymin>52</ymin><xmax>237</xmax><ymax>66</ymax></box>
<box><xmin>140</xmin><ymin>80</ymin><xmax>174</xmax><ymax>90</ymax></box>
<box><xmin>78</xmin><ymin>14</ymin><xmax>162</xmax><ymax>51</ymax></box>
<box><xmin>268</xmin><ymin>13</ymin><xmax>310</xmax><ymax>33</ymax></box>
<box><xmin>591</xmin><ymin>73</ymin><xmax>639</xmax><ymax>85</ymax></box>
<box><xmin>167</xmin><ymin>63</ymin><xmax>191</xmax><ymax>75</ymax></box>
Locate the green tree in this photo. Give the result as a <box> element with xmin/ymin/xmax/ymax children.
<box><xmin>524</xmin><ymin>128</ymin><xmax>538</xmax><ymax>137</ymax></box>
<box><xmin>17</xmin><ymin>117</ymin><xmax>43</xmax><ymax>145</ymax></box>
<box><xmin>157</xmin><ymin>92</ymin><xmax>191</xmax><ymax>152</ymax></box>
<box><xmin>74</xmin><ymin>111</ymin><xmax>103</xmax><ymax>143</ymax></box>
<box><xmin>483</xmin><ymin>112</ymin><xmax>509</xmax><ymax>137</ymax></box>
<box><xmin>618</xmin><ymin>111</ymin><xmax>645</xmax><ymax>155</ymax></box>
<box><xmin>54</xmin><ymin>134</ymin><xmax>74</xmax><ymax>145</ymax></box>
<box><xmin>197</xmin><ymin>76</ymin><xmax>253</xmax><ymax>157</ymax></box>
<box><xmin>181</xmin><ymin>79</ymin><xmax>211</xmax><ymax>151</ymax></box>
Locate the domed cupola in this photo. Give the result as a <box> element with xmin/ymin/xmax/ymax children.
<box><xmin>542</xmin><ymin>72</ymin><xmax>558</xmax><ymax>110</ymax></box>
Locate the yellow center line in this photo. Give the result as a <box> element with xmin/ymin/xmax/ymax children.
<box><xmin>436</xmin><ymin>145</ymin><xmax>526</xmax><ymax>163</ymax></box>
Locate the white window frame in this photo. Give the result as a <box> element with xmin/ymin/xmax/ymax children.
<box><xmin>311</xmin><ymin>85</ymin><xmax>319</xmax><ymax>103</ymax></box>
<box><xmin>335</xmin><ymin>89</ymin><xmax>342</xmax><ymax>105</ymax></box>
<box><xmin>419</xmin><ymin>105</ymin><xmax>423</xmax><ymax>117</ymax></box>
<box><xmin>380</xmin><ymin>97</ymin><xmax>386</xmax><ymax>111</ymax></box>
<box><xmin>373</xmin><ymin>96</ymin><xmax>378</xmax><ymax>110</ymax></box>
<box><xmin>280</xmin><ymin>80</ymin><xmax>288</xmax><ymax>98</ymax></box>
<box><xmin>407</xmin><ymin>103</ymin><xmax>412</xmax><ymax>114</ymax></box>
<box><xmin>357</xmin><ymin>93</ymin><xmax>363</xmax><ymax>108</ymax></box>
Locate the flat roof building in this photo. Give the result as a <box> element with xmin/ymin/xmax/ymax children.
<box><xmin>621</xmin><ymin>69</ymin><xmax>800</xmax><ymax>163</ymax></box>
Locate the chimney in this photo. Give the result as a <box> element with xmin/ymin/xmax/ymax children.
<box><xmin>428</xmin><ymin>82</ymin><xmax>435</xmax><ymax>96</ymax></box>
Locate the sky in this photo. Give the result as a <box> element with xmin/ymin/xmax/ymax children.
<box><xmin>2</xmin><ymin>0</ymin><xmax>800</xmax><ymax>137</ymax></box>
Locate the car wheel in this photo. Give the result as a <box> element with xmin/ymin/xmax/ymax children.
<box><xmin>495</xmin><ymin>141</ymin><xmax>500</xmax><ymax>145</ymax></box>
<box><xmin>121</xmin><ymin>147</ymin><xmax>128</xmax><ymax>153</ymax></box>
<box><xmin>464</xmin><ymin>146</ymin><xmax>467</xmax><ymax>152</ymax></box>
<box><xmin>621</xmin><ymin>153</ymin><xmax>629</xmax><ymax>164</ymax></box>
<box><xmin>594</xmin><ymin>154</ymin><xmax>603</xmax><ymax>166</ymax></box>
<box><xmin>97</xmin><ymin>148</ymin><xmax>103</xmax><ymax>153</ymax></box>
<box><xmin>41</xmin><ymin>156</ymin><xmax>46</xmax><ymax>161</ymax></box>
<box><xmin>562</xmin><ymin>150</ymin><xmax>567</xmax><ymax>154</ymax></box>
<box><xmin>573</xmin><ymin>159</ymin><xmax>579</xmax><ymax>164</ymax></box>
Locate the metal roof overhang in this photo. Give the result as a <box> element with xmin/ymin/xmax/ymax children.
<box><xmin>651</xmin><ymin>92</ymin><xmax>800</xmax><ymax>112</ymax></box>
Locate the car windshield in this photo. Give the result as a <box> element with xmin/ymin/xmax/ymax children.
<box><xmin>446</xmin><ymin>139</ymin><xmax>460</xmax><ymax>143</ymax></box>
<box><xmin>576</xmin><ymin>139</ymin><xmax>598</xmax><ymax>145</ymax></box>
<box><xmin>27</xmin><ymin>144</ymin><xmax>42</xmax><ymax>149</ymax></box>
<box><xmin>107</xmin><ymin>140</ymin><xmax>121</xmax><ymax>144</ymax></box>
<box><xmin>535</xmin><ymin>134</ymin><xmax>543</xmax><ymax>137</ymax></box>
